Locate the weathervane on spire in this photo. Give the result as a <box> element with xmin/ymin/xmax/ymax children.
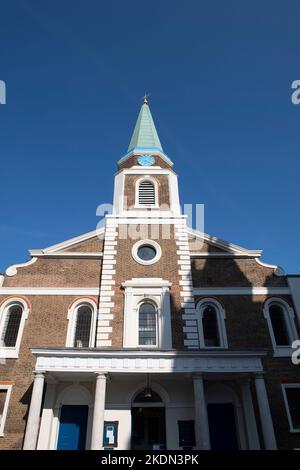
<box><xmin>143</xmin><ymin>92</ymin><xmax>150</xmax><ymax>104</ymax></box>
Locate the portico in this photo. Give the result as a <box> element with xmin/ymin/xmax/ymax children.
<box><xmin>22</xmin><ymin>348</ymin><xmax>276</xmax><ymax>450</ymax></box>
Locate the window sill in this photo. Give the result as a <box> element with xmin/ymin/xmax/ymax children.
<box><xmin>272</xmin><ymin>347</ymin><xmax>293</xmax><ymax>357</ymax></box>
<box><xmin>0</xmin><ymin>348</ymin><xmax>19</xmax><ymax>359</ymax></box>
<box><xmin>133</xmin><ymin>205</ymin><xmax>160</xmax><ymax>210</ymax></box>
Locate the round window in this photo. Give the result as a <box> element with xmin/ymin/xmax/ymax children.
<box><xmin>137</xmin><ymin>245</ymin><xmax>157</xmax><ymax>261</ymax></box>
<box><xmin>132</xmin><ymin>240</ymin><xmax>162</xmax><ymax>265</ymax></box>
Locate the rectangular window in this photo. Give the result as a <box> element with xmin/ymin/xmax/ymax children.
<box><xmin>282</xmin><ymin>385</ymin><xmax>300</xmax><ymax>432</ymax></box>
<box><xmin>178</xmin><ymin>420</ymin><xmax>196</xmax><ymax>447</ymax></box>
<box><xmin>0</xmin><ymin>385</ymin><xmax>12</xmax><ymax>436</ymax></box>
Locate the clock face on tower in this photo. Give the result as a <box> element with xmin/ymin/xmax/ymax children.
<box><xmin>137</xmin><ymin>154</ymin><xmax>155</xmax><ymax>166</ymax></box>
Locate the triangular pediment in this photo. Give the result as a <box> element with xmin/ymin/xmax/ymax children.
<box><xmin>29</xmin><ymin>228</ymin><xmax>105</xmax><ymax>256</ymax></box>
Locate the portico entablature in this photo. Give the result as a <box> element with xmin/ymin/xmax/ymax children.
<box><xmin>31</xmin><ymin>348</ymin><xmax>266</xmax><ymax>375</ymax></box>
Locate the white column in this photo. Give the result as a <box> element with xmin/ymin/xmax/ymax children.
<box><xmin>37</xmin><ymin>378</ymin><xmax>58</xmax><ymax>450</ymax></box>
<box><xmin>23</xmin><ymin>371</ymin><xmax>45</xmax><ymax>450</ymax></box>
<box><xmin>240</xmin><ymin>378</ymin><xmax>260</xmax><ymax>449</ymax></box>
<box><xmin>193</xmin><ymin>374</ymin><xmax>210</xmax><ymax>449</ymax></box>
<box><xmin>254</xmin><ymin>373</ymin><xmax>277</xmax><ymax>450</ymax></box>
<box><xmin>91</xmin><ymin>372</ymin><xmax>107</xmax><ymax>450</ymax></box>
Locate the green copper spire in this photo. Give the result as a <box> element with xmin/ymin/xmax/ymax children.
<box><xmin>128</xmin><ymin>96</ymin><xmax>163</xmax><ymax>152</ymax></box>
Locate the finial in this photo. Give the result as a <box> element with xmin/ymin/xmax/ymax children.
<box><xmin>143</xmin><ymin>92</ymin><xmax>150</xmax><ymax>104</ymax></box>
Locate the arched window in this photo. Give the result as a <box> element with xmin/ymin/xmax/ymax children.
<box><xmin>202</xmin><ymin>304</ymin><xmax>220</xmax><ymax>347</ymax></box>
<box><xmin>269</xmin><ymin>304</ymin><xmax>290</xmax><ymax>346</ymax></box>
<box><xmin>196</xmin><ymin>299</ymin><xmax>228</xmax><ymax>349</ymax></box>
<box><xmin>66</xmin><ymin>300</ymin><xmax>97</xmax><ymax>348</ymax></box>
<box><xmin>138</xmin><ymin>302</ymin><xmax>157</xmax><ymax>346</ymax></box>
<box><xmin>264</xmin><ymin>299</ymin><xmax>298</xmax><ymax>355</ymax></box>
<box><xmin>0</xmin><ymin>299</ymin><xmax>29</xmax><ymax>358</ymax></box>
<box><xmin>135</xmin><ymin>178</ymin><xmax>158</xmax><ymax>207</ymax></box>
<box><xmin>1</xmin><ymin>304</ymin><xmax>22</xmax><ymax>347</ymax></box>
<box><xmin>74</xmin><ymin>305</ymin><xmax>92</xmax><ymax>347</ymax></box>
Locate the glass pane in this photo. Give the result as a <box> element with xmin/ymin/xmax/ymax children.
<box><xmin>74</xmin><ymin>306</ymin><xmax>92</xmax><ymax>347</ymax></box>
<box><xmin>3</xmin><ymin>305</ymin><xmax>22</xmax><ymax>347</ymax></box>
<box><xmin>286</xmin><ymin>388</ymin><xmax>300</xmax><ymax>429</ymax></box>
<box><xmin>137</xmin><ymin>245</ymin><xmax>156</xmax><ymax>261</ymax></box>
<box><xmin>0</xmin><ymin>389</ymin><xmax>7</xmax><ymax>418</ymax></box>
<box><xmin>203</xmin><ymin>305</ymin><xmax>220</xmax><ymax>347</ymax></box>
<box><xmin>139</xmin><ymin>303</ymin><xmax>157</xmax><ymax>346</ymax></box>
<box><xmin>269</xmin><ymin>305</ymin><xmax>290</xmax><ymax>346</ymax></box>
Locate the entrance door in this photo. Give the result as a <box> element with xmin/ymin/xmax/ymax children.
<box><xmin>207</xmin><ymin>403</ymin><xmax>239</xmax><ymax>450</ymax></box>
<box><xmin>131</xmin><ymin>407</ymin><xmax>166</xmax><ymax>450</ymax></box>
<box><xmin>57</xmin><ymin>405</ymin><xmax>88</xmax><ymax>450</ymax></box>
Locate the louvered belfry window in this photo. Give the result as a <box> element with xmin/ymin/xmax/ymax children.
<box><xmin>138</xmin><ymin>180</ymin><xmax>156</xmax><ymax>206</ymax></box>
<box><xmin>74</xmin><ymin>305</ymin><xmax>92</xmax><ymax>348</ymax></box>
<box><xmin>2</xmin><ymin>305</ymin><xmax>23</xmax><ymax>347</ymax></box>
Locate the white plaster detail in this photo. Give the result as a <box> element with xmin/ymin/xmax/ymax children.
<box><xmin>131</xmin><ymin>239</ymin><xmax>162</xmax><ymax>266</ymax></box>
<box><xmin>5</xmin><ymin>257</ymin><xmax>38</xmax><ymax>277</ymax></box>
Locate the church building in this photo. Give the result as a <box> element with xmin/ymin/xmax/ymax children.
<box><xmin>0</xmin><ymin>99</ymin><xmax>300</xmax><ymax>450</ymax></box>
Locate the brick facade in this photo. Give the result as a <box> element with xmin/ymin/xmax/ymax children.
<box><xmin>1</xmin><ymin>103</ymin><xmax>299</xmax><ymax>450</ymax></box>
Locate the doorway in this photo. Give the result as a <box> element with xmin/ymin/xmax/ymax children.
<box><xmin>131</xmin><ymin>407</ymin><xmax>166</xmax><ymax>450</ymax></box>
<box><xmin>57</xmin><ymin>405</ymin><xmax>88</xmax><ymax>450</ymax></box>
<box><xmin>207</xmin><ymin>403</ymin><xmax>239</xmax><ymax>450</ymax></box>
<box><xmin>131</xmin><ymin>387</ymin><xmax>166</xmax><ymax>450</ymax></box>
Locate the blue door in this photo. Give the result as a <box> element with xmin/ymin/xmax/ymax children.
<box><xmin>57</xmin><ymin>405</ymin><xmax>88</xmax><ymax>450</ymax></box>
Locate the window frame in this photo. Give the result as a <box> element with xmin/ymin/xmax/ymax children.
<box><xmin>137</xmin><ymin>300</ymin><xmax>158</xmax><ymax>347</ymax></box>
<box><xmin>134</xmin><ymin>176</ymin><xmax>159</xmax><ymax>209</ymax></box>
<box><xmin>263</xmin><ymin>298</ymin><xmax>298</xmax><ymax>357</ymax></box>
<box><xmin>66</xmin><ymin>299</ymin><xmax>97</xmax><ymax>348</ymax></box>
<box><xmin>0</xmin><ymin>298</ymin><xmax>29</xmax><ymax>359</ymax></box>
<box><xmin>0</xmin><ymin>384</ymin><xmax>13</xmax><ymax>437</ymax></box>
<box><xmin>132</xmin><ymin>239</ymin><xmax>162</xmax><ymax>266</ymax></box>
<box><xmin>281</xmin><ymin>384</ymin><xmax>300</xmax><ymax>433</ymax></box>
<box><xmin>122</xmin><ymin>278</ymin><xmax>172</xmax><ymax>349</ymax></box>
<box><xmin>196</xmin><ymin>298</ymin><xmax>228</xmax><ymax>349</ymax></box>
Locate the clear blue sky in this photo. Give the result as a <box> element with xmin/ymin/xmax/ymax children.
<box><xmin>0</xmin><ymin>0</ymin><xmax>299</xmax><ymax>274</ymax></box>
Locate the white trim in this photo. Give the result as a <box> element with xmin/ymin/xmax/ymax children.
<box><xmin>263</xmin><ymin>298</ymin><xmax>298</xmax><ymax>357</ymax></box>
<box><xmin>0</xmin><ymin>298</ymin><xmax>29</xmax><ymax>358</ymax></box>
<box><xmin>131</xmin><ymin>239</ymin><xmax>162</xmax><ymax>266</ymax></box>
<box><xmin>122</xmin><ymin>278</ymin><xmax>171</xmax><ymax>288</ymax></box>
<box><xmin>196</xmin><ymin>298</ymin><xmax>228</xmax><ymax>349</ymax></box>
<box><xmin>193</xmin><ymin>287</ymin><xmax>290</xmax><ymax>295</ymax></box>
<box><xmin>117</xmin><ymin>149</ymin><xmax>173</xmax><ymax>167</ymax></box>
<box><xmin>0</xmin><ymin>384</ymin><xmax>12</xmax><ymax>437</ymax></box>
<box><xmin>29</xmin><ymin>251</ymin><xmax>103</xmax><ymax>259</ymax></box>
<box><xmin>122</xmin><ymin>279</ymin><xmax>172</xmax><ymax>349</ymax></box>
<box><xmin>255</xmin><ymin>258</ymin><xmax>285</xmax><ymax>276</ymax></box>
<box><xmin>281</xmin><ymin>384</ymin><xmax>300</xmax><ymax>433</ymax></box>
<box><xmin>32</xmin><ymin>349</ymin><xmax>266</xmax><ymax>374</ymax></box>
<box><xmin>42</xmin><ymin>228</ymin><xmax>105</xmax><ymax>254</ymax></box>
<box><xmin>186</xmin><ymin>227</ymin><xmax>262</xmax><ymax>256</ymax></box>
<box><xmin>5</xmin><ymin>257</ymin><xmax>38</xmax><ymax>277</ymax></box>
<box><xmin>66</xmin><ymin>298</ymin><xmax>98</xmax><ymax>348</ymax></box>
<box><xmin>190</xmin><ymin>252</ymin><xmax>260</xmax><ymax>259</ymax></box>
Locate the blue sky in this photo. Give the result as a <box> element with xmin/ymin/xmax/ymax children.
<box><xmin>0</xmin><ymin>0</ymin><xmax>299</xmax><ymax>274</ymax></box>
